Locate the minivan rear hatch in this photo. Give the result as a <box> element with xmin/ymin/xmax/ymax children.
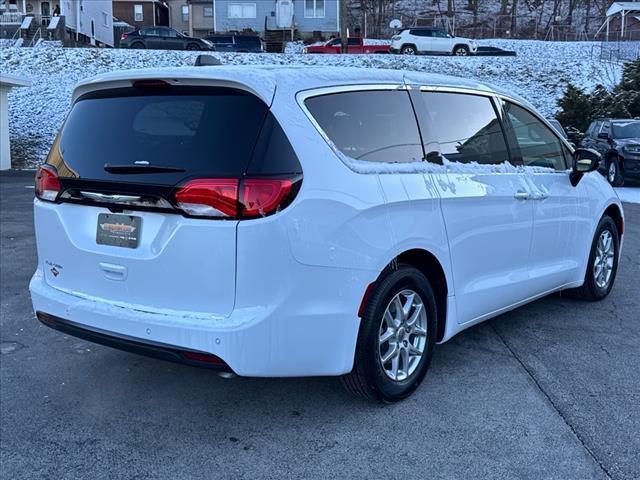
<box><xmin>37</xmin><ymin>81</ymin><xmax>271</xmax><ymax>317</ymax></box>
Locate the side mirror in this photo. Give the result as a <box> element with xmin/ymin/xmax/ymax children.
<box><xmin>570</xmin><ymin>148</ymin><xmax>601</xmax><ymax>186</ymax></box>
<box><xmin>597</xmin><ymin>132</ymin><xmax>609</xmax><ymax>140</ymax></box>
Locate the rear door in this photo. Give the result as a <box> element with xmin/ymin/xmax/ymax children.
<box><xmin>416</xmin><ymin>90</ymin><xmax>535</xmax><ymax>324</ymax></box>
<box><xmin>431</xmin><ymin>29</ymin><xmax>452</xmax><ymax>53</ymax></box>
<box><xmin>38</xmin><ymin>84</ymin><xmax>270</xmax><ymax>317</ymax></box>
<box><xmin>409</xmin><ymin>29</ymin><xmax>432</xmax><ymax>52</ymax></box>
<box><xmin>140</xmin><ymin>28</ymin><xmax>162</xmax><ymax>49</ymax></box>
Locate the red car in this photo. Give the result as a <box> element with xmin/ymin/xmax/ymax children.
<box><xmin>304</xmin><ymin>37</ymin><xmax>390</xmax><ymax>54</ymax></box>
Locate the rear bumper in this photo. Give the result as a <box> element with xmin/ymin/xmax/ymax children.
<box><xmin>30</xmin><ymin>268</ymin><xmax>363</xmax><ymax>377</ymax></box>
<box><xmin>36</xmin><ymin>311</ymin><xmax>232</xmax><ymax>371</ymax></box>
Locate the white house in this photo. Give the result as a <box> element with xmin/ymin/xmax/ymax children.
<box><xmin>61</xmin><ymin>0</ymin><xmax>113</xmax><ymax>46</ymax></box>
<box><xmin>0</xmin><ymin>74</ymin><xmax>31</xmax><ymax>171</ymax></box>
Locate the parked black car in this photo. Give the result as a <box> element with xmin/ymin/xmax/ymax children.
<box><xmin>205</xmin><ymin>34</ymin><xmax>264</xmax><ymax>53</ymax></box>
<box><xmin>120</xmin><ymin>27</ymin><xmax>214</xmax><ymax>51</ymax></box>
<box><xmin>581</xmin><ymin>118</ymin><xmax>640</xmax><ymax>186</ymax></box>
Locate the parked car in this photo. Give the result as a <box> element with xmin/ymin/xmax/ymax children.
<box><xmin>120</xmin><ymin>27</ymin><xmax>214</xmax><ymax>51</ymax></box>
<box><xmin>32</xmin><ymin>67</ymin><xmax>623</xmax><ymax>402</ymax></box>
<box><xmin>205</xmin><ymin>34</ymin><xmax>264</xmax><ymax>53</ymax></box>
<box><xmin>548</xmin><ymin>119</ymin><xmax>575</xmax><ymax>148</ymax></box>
<box><xmin>580</xmin><ymin>118</ymin><xmax>640</xmax><ymax>186</ymax></box>
<box><xmin>304</xmin><ymin>37</ymin><xmax>391</xmax><ymax>54</ymax></box>
<box><xmin>390</xmin><ymin>27</ymin><xmax>477</xmax><ymax>55</ymax></box>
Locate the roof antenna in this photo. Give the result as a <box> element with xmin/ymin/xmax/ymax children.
<box><xmin>195</xmin><ymin>55</ymin><xmax>222</xmax><ymax>67</ymax></box>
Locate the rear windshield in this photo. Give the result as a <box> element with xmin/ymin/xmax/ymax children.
<box><xmin>57</xmin><ymin>86</ymin><xmax>268</xmax><ymax>184</ymax></box>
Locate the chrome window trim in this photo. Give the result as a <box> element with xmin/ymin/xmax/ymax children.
<box><xmin>296</xmin><ymin>83</ymin><xmax>574</xmax><ymax>173</ymax></box>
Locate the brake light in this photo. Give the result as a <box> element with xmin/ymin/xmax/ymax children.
<box><xmin>173</xmin><ymin>177</ymin><xmax>297</xmax><ymax>219</ymax></box>
<box><xmin>35</xmin><ymin>165</ymin><xmax>61</xmax><ymax>202</ymax></box>
<box><xmin>121</xmin><ymin>33</ymin><xmax>129</xmax><ymax>41</ymax></box>
<box><xmin>174</xmin><ymin>179</ymin><xmax>238</xmax><ymax>217</ymax></box>
<box><xmin>180</xmin><ymin>351</ymin><xmax>225</xmax><ymax>365</ymax></box>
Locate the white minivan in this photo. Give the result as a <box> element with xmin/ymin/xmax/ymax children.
<box><xmin>31</xmin><ymin>66</ymin><xmax>623</xmax><ymax>402</ymax></box>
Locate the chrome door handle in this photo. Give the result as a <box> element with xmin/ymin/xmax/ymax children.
<box><xmin>514</xmin><ymin>191</ymin><xmax>530</xmax><ymax>200</ymax></box>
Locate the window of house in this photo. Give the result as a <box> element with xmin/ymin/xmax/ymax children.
<box><xmin>305</xmin><ymin>90</ymin><xmax>424</xmax><ymax>164</ymax></box>
<box><xmin>134</xmin><ymin>4</ymin><xmax>143</xmax><ymax>22</ymax></box>
<box><xmin>503</xmin><ymin>102</ymin><xmax>567</xmax><ymax>170</ymax></box>
<box><xmin>181</xmin><ymin>5</ymin><xmax>188</xmax><ymax>22</ymax></box>
<box><xmin>422</xmin><ymin>92</ymin><xmax>510</xmax><ymax>165</ymax></box>
<box><xmin>102</xmin><ymin>11</ymin><xmax>109</xmax><ymax>27</ymax></box>
<box><xmin>204</xmin><ymin>6</ymin><xmax>213</xmax><ymax>17</ymax></box>
<box><xmin>228</xmin><ymin>3</ymin><xmax>256</xmax><ymax>19</ymax></box>
<box><xmin>305</xmin><ymin>0</ymin><xmax>325</xmax><ymax>18</ymax></box>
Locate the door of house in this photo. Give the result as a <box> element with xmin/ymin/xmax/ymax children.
<box><xmin>276</xmin><ymin>0</ymin><xmax>293</xmax><ymax>28</ymax></box>
<box><xmin>41</xmin><ymin>2</ymin><xmax>50</xmax><ymax>25</ymax></box>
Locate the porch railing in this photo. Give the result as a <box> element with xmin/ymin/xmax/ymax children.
<box><xmin>0</xmin><ymin>12</ymin><xmax>22</xmax><ymax>24</ymax></box>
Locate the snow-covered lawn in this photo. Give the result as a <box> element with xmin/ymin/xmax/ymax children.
<box><xmin>0</xmin><ymin>40</ymin><xmax>623</xmax><ymax>169</ymax></box>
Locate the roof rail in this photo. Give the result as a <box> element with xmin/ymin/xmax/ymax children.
<box><xmin>195</xmin><ymin>55</ymin><xmax>222</xmax><ymax>67</ymax></box>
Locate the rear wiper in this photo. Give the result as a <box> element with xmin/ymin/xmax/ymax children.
<box><xmin>104</xmin><ymin>164</ymin><xmax>186</xmax><ymax>174</ymax></box>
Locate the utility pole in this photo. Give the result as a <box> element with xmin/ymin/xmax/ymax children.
<box><xmin>340</xmin><ymin>0</ymin><xmax>348</xmax><ymax>53</ymax></box>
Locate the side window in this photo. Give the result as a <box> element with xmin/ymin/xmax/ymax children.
<box><xmin>141</xmin><ymin>28</ymin><xmax>159</xmax><ymax>37</ymax></box>
<box><xmin>432</xmin><ymin>30</ymin><xmax>449</xmax><ymax>38</ymax></box>
<box><xmin>305</xmin><ymin>90</ymin><xmax>424</xmax><ymax>164</ymax></box>
<box><xmin>592</xmin><ymin>121</ymin><xmax>602</xmax><ymax>138</ymax></box>
<box><xmin>347</xmin><ymin>38</ymin><xmax>360</xmax><ymax>46</ymax></box>
<box><xmin>421</xmin><ymin>92</ymin><xmax>510</xmax><ymax>165</ymax></box>
<box><xmin>504</xmin><ymin>102</ymin><xmax>566</xmax><ymax>170</ymax></box>
<box><xmin>600</xmin><ymin>121</ymin><xmax>611</xmax><ymax>137</ymax></box>
<box><xmin>409</xmin><ymin>29</ymin><xmax>430</xmax><ymax>37</ymax></box>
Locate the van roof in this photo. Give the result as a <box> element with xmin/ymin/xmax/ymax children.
<box><xmin>73</xmin><ymin>65</ymin><xmax>527</xmax><ymax>108</ymax></box>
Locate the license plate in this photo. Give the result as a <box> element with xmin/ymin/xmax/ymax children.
<box><xmin>96</xmin><ymin>213</ymin><xmax>141</xmax><ymax>249</ymax></box>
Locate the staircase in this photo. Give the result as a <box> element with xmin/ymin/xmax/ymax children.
<box><xmin>263</xmin><ymin>16</ymin><xmax>299</xmax><ymax>53</ymax></box>
<box><xmin>22</xmin><ymin>21</ymin><xmax>41</xmax><ymax>47</ymax></box>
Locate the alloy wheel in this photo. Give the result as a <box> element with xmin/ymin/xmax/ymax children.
<box><xmin>378</xmin><ymin>289</ymin><xmax>428</xmax><ymax>382</ymax></box>
<box><xmin>594</xmin><ymin>229</ymin><xmax>615</xmax><ymax>289</ymax></box>
<box><xmin>608</xmin><ymin>161</ymin><xmax>617</xmax><ymax>184</ymax></box>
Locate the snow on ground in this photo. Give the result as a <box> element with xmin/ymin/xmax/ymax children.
<box><xmin>0</xmin><ymin>40</ymin><xmax>623</xmax><ymax>168</ymax></box>
<box><xmin>615</xmin><ymin>188</ymin><xmax>640</xmax><ymax>205</ymax></box>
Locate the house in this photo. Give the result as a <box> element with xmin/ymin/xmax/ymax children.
<box><xmin>0</xmin><ymin>73</ymin><xmax>31</xmax><ymax>170</ymax></box>
<box><xmin>216</xmin><ymin>0</ymin><xmax>339</xmax><ymax>37</ymax></box>
<box><xmin>597</xmin><ymin>2</ymin><xmax>640</xmax><ymax>40</ymax></box>
<box><xmin>1</xmin><ymin>0</ymin><xmax>61</xmax><ymax>38</ymax></box>
<box><xmin>61</xmin><ymin>0</ymin><xmax>114</xmax><ymax>46</ymax></box>
<box><xmin>112</xmin><ymin>0</ymin><xmax>169</xmax><ymax>29</ymax></box>
<box><xmin>165</xmin><ymin>0</ymin><xmax>339</xmax><ymax>39</ymax></box>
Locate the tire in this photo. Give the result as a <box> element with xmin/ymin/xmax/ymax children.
<box><xmin>341</xmin><ymin>265</ymin><xmax>437</xmax><ymax>403</ymax></box>
<box><xmin>131</xmin><ymin>42</ymin><xmax>145</xmax><ymax>50</ymax></box>
<box><xmin>187</xmin><ymin>43</ymin><xmax>200</xmax><ymax>51</ymax></box>
<box><xmin>401</xmin><ymin>44</ymin><xmax>417</xmax><ymax>55</ymax></box>
<box><xmin>566</xmin><ymin>215</ymin><xmax>619</xmax><ymax>301</ymax></box>
<box><xmin>607</xmin><ymin>157</ymin><xmax>624</xmax><ymax>187</ymax></box>
<box><xmin>453</xmin><ymin>45</ymin><xmax>470</xmax><ymax>56</ymax></box>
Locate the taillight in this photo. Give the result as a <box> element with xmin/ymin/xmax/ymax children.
<box><xmin>174</xmin><ymin>179</ymin><xmax>238</xmax><ymax>218</ymax></box>
<box><xmin>121</xmin><ymin>33</ymin><xmax>128</xmax><ymax>40</ymax></box>
<box><xmin>241</xmin><ymin>179</ymin><xmax>292</xmax><ymax>218</ymax></box>
<box><xmin>173</xmin><ymin>177</ymin><xmax>298</xmax><ymax>219</ymax></box>
<box><xmin>35</xmin><ymin>165</ymin><xmax>61</xmax><ymax>202</ymax></box>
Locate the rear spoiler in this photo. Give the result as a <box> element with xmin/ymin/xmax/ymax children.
<box><xmin>195</xmin><ymin>55</ymin><xmax>222</xmax><ymax>66</ymax></box>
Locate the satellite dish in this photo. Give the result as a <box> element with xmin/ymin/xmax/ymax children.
<box><xmin>389</xmin><ymin>19</ymin><xmax>402</xmax><ymax>29</ymax></box>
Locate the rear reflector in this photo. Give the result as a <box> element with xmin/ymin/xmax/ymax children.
<box><xmin>180</xmin><ymin>351</ymin><xmax>225</xmax><ymax>365</ymax></box>
<box><xmin>35</xmin><ymin>165</ymin><xmax>61</xmax><ymax>202</ymax></box>
<box><xmin>173</xmin><ymin>177</ymin><xmax>297</xmax><ymax>219</ymax></box>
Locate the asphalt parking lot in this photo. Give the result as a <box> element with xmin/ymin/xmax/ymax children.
<box><xmin>1</xmin><ymin>171</ymin><xmax>639</xmax><ymax>480</ymax></box>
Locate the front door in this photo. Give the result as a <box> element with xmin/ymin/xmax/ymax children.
<box><xmin>415</xmin><ymin>89</ymin><xmax>535</xmax><ymax>324</ymax></box>
<box><xmin>501</xmin><ymin>101</ymin><xmax>587</xmax><ymax>292</ymax></box>
<box><xmin>276</xmin><ymin>0</ymin><xmax>293</xmax><ymax>28</ymax></box>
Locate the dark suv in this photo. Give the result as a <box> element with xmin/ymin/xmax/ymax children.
<box><xmin>581</xmin><ymin>119</ymin><xmax>640</xmax><ymax>186</ymax></box>
<box><xmin>205</xmin><ymin>34</ymin><xmax>263</xmax><ymax>53</ymax></box>
<box><xmin>120</xmin><ymin>27</ymin><xmax>214</xmax><ymax>51</ymax></box>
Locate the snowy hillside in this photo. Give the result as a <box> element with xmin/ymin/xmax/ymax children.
<box><xmin>0</xmin><ymin>40</ymin><xmax>621</xmax><ymax>168</ymax></box>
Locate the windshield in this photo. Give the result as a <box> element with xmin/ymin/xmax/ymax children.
<box><xmin>612</xmin><ymin>121</ymin><xmax>640</xmax><ymax>139</ymax></box>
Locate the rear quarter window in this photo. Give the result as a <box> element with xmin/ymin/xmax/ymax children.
<box><xmin>304</xmin><ymin>90</ymin><xmax>424</xmax><ymax>164</ymax></box>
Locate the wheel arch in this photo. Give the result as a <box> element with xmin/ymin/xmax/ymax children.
<box><xmin>373</xmin><ymin>249</ymin><xmax>449</xmax><ymax>343</ymax></box>
<box><xmin>604</xmin><ymin>203</ymin><xmax>624</xmax><ymax>240</ymax></box>
<box><xmin>452</xmin><ymin>43</ymin><xmax>470</xmax><ymax>53</ymax></box>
